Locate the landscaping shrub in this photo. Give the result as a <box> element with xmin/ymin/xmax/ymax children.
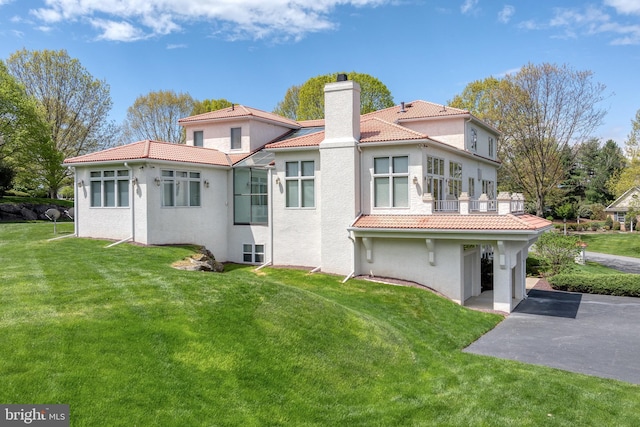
<box><xmin>549</xmin><ymin>273</ymin><xmax>640</xmax><ymax>297</ymax></box>
<box><xmin>526</xmin><ymin>254</ymin><xmax>542</xmax><ymax>277</ymax></box>
<box><xmin>604</xmin><ymin>216</ymin><xmax>613</xmax><ymax>229</ymax></box>
<box><xmin>590</xmin><ymin>203</ymin><xmax>606</xmax><ymax>220</ymax></box>
<box><xmin>533</xmin><ymin>232</ymin><xmax>580</xmax><ymax>276</ymax></box>
<box><xmin>613</xmin><ymin>221</ymin><xmax>621</xmax><ymax>231</ymax></box>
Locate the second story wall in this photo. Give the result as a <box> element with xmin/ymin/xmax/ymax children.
<box><xmin>184</xmin><ymin>119</ymin><xmax>292</xmax><ymax>154</ymax></box>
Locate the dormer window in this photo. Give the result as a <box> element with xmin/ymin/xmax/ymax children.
<box><xmin>194</xmin><ymin>131</ymin><xmax>203</xmax><ymax>147</ymax></box>
<box><xmin>231</xmin><ymin>127</ymin><xmax>242</xmax><ymax>150</ymax></box>
<box><xmin>470</xmin><ymin>128</ymin><xmax>477</xmax><ymax>151</ymax></box>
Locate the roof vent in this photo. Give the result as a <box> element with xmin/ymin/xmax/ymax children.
<box><xmin>399</xmin><ymin>101</ymin><xmax>406</xmax><ymax>113</ymax></box>
<box><xmin>336</xmin><ymin>73</ymin><xmax>348</xmax><ymax>82</ymax></box>
<box><xmin>231</xmin><ymin>103</ymin><xmax>235</xmax><ymax>110</ymax></box>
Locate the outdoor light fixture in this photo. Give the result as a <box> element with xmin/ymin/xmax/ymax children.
<box><xmin>275</xmin><ymin>177</ymin><xmax>281</xmax><ymax>185</ymax></box>
<box><xmin>154</xmin><ymin>177</ymin><xmax>161</xmax><ymax>186</ymax></box>
<box><xmin>77</xmin><ymin>180</ymin><xmax>84</xmax><ymax>187</ymax></box>
<box><xmin>204</xmin><ymin>180</ymin><xmax>210</xmax><ymax>188</ymax></box>
<box><xmin>131</xmin><ymin>177</ymin><xmax>138</xmax><ymax>186</ymax></box>
<box><xmin>413</xmin><ymin>176</ymin><xmax>418</xmax><ymax>184</ymax></box>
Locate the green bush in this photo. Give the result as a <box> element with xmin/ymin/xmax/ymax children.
<box><xmin>613</xmin><ymin>221</ymin><xmax>621</xmax><ymax>231</ymax></box>
<box><xmin>534</xmin><ymin>232</ymin><xmax>580</xmax><ymax>276</ymax></box>
<box><xmin>590</xmin><ymin>203</ymin><xmax>606</xmax><ymax>220</ymax></box>
<box><xmin>526</xmin><ymin>254</ymin><xmax>542</xmax><ymax>277</ymax></box>
<box><xmin>604</xmin><ymin>216</ymin><xmax>613</xmax><ymax>229</ymax></box>
<box><xmin>549</xmin><ymin>273</ymin><xmax>640</xmax><ymax>297</ymax></box>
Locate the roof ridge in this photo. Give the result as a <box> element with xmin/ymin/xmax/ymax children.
<box><xmin>363</xmin><ymin>116</ymin><xmax>428</xmax><ymax>138</ymax></box>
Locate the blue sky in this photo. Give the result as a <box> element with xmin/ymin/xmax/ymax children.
<box><xmin>1</xmin><ymin>0</ymin><xmax>639</xmax><ymax>144</ymax></box>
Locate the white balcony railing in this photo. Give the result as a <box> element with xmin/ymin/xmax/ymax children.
<box><xmin>422</xmin><ymin>192</ymin><xmax>525</xmax><ymax>216</ymax></box>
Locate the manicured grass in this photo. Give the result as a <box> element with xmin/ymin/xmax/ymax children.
<box><xmin>1</xmin><ymin>223</ymin><xmax>639</xmax><ymax>426</ymax></box>
<box><xmin>579</xmin><ymin>233</ymin><xmax>640</xmax><ymax>258</ymax></box>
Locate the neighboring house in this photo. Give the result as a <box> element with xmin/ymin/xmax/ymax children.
<box><xmin>64</xmin><ymin>75</ymin><xmax>552</xmax><ymax>313</ymax></box>
<box><xmin>605</xmin><ymin>186</ymin><xmax>640</xmax><ymax>230</ymax></box>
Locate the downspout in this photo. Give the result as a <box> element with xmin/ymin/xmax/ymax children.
<box><xmin>342</xmin><ymin>230</ymin><xmax>356</xmax><ymax>283</ymax></box>
<box><xmin>70</xmin><ymin>166</ymin><xmax>78</xmax><ymax>237</ymax></box>
<box><xmin>124</xmin><ymin>162</ymin><xmax>135</xmax><ymax>243</ymax></box>
<box><xmin>268</xmin><ymin>165</ymin><xmax>275</xmax><ymax>266</ymax></box>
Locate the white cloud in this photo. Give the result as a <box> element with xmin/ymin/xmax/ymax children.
<box><xmin>90</xmin><ymin>19</ymin><xmax>147</xmax><ymax>42</ymax></box>
<box><xmin>167</xmin><ymin>43</ymin><xmax>188</xmax><ymax>50</ymax></box>
<box><xmin>519</xmin><ymin>5</ymin><xmax>640</xmax><ymax>45</ymax></box>
<box><xmin>461</xmin><ymin>0</ymin><xmax>479</xmax><ymax>14</ymax></box>
<box><xmin>604</xmin><ymin>0</ymin><xmax>640</xmax><ymax>15</ymax></box>
<box><xmin>498</xmin><ymin>5</ymin><xmax>515</xmax><ymax>24</ymax></box>
<box><xmin>28</xmin><ymin>0</ymin><xmax>390</xmax><ymax>42</ymax></box>
<box><xmin>551</xmin><ymin>6</ymin><xmax>640</xmax><ymax>44</ymax></box>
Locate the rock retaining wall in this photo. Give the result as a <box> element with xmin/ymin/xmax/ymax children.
<box><xmin>0</xmin><ymin>203</ymin><xmax>74</xmax><ymax>222</ymax></box>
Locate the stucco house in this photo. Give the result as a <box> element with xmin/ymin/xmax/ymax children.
<box><xmin>64</xmin><ymin>75</ymin><xmax>552</xmax><ymax>313</ymax></box>
<box><xmin>605</xmin><ymin>186</ymin><xmax>640</xmax><ymax>230</ymax></box>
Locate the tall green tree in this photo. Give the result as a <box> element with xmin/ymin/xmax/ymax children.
<box><xmin>121</xmin><ymin>90</ymin><xmax>194</xmax><ymax>144</ymax></box>
<box><xmin>608</xmin><ymin>110</ymin><xmax>640</xmax><ymax>197</ymax></box>
<box><xmin>6</xmin><ymin>49</ymin><xmax>115</xmax><ymax>197</ymax></box>
<box><xmin>191</xmin><ymin>98</ymin><xmax>233</xmax><ymax>115</ymax></box>
<box><xmin>0</xmin><ymin>60</ymin><xmax>48</xmax><ymax>163</ymax></box>
<box><xmin>624</xmin><ymin>108</ymin><xmax>640</xmax><ymax>162</ymax></box>
<box><xmin>275</xmin><ymin>72</ymin><xmax>394</xmax><ymax>121</ymax></box>
<box><xmin>273</xmin><ymin>85</ymin><xmax>300</xmax><ymax>120</ymax></box>
<box><xmin>448</xmin><ymin>76</ymin><xmax>501</xmax><ymax>126</ymax></box>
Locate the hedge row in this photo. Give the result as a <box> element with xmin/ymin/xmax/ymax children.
<box><xmin>548</xmin><ymin>273</ymin><xmax>640</xmax><ymax>297</ymax></box>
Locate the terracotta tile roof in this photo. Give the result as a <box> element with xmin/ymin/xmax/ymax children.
<box><xmin>266</xmin><ymin>129</ymin><xmax>325</xmax><ymax>149</ymax></box>
<box><xmin>298</xmin><ymin>119</ymin><xmax>325</xmax><ymax>127</ymax></box>
<box><xmin>360</xmin><ymin>117</ymin><xmax>427</xmax><ymax>143</ymax></box>
<box><xmin>364</xmin><ymin>100</ymin><xmax>469</xmax><ymax>122</ymax></box>
<box><xmin>266</xmin><ymin>117</ymin><xmax>427</xmax><ymax>149</ymax></box>
<box><xmin>64</xmin><ymin>140</ymin><xmax>231</xmax><ymax>167</ymax></box>
<box><xmin>352</xmin><ymin>214</ymin><xmax>552</xmax><ymax>231</ymax></box>
<box><xmin>178</xmin><ymin>105</ymin><xmax>300</xmax><ymax>128</ymax></box>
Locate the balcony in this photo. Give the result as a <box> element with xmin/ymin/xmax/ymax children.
<box><xmin>424</xmin><ymin>192</ymin><xmax>525</xmax><ymax>215</ymax></box>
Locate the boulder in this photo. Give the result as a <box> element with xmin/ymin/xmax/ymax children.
<box><xmin>172</xmin><ymin>246</ymin><xmax>224</xmax><ymax>272</ymax></box>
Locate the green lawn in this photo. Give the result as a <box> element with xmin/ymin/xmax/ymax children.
<box><xmin>579</xmin><ymin>233</ymin><xmax>640</xmax><ymax>258</ymax></box>
<box><xmin>1</xmin><ymin>223</ymin><xmax>639</xmax><ymax>426</ymax></box>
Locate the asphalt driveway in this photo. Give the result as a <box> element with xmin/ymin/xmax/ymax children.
<box><xmin>464</xmin><ymin>289</ymin><xmax>640</xmax><ymax>384</ymax></box>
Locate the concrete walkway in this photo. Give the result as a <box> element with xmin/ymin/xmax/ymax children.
<box><xmin>464</xmin><ymin>289</ymin><xmax>640</xmax><ymax>384</ymax></box>
<box><xmin>585</xmin><ymin>251</ymin><xmax>640</xmax><ymax>274</ymax></box>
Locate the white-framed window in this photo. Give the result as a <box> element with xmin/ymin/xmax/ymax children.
<box><xmin>426</xmin><ymin>155</ymin><xmax>445</xmax><ymax>201</ymax></box>
<box><xmin>285</xmin><ymin>161</ymin><xmax>315</xmax><ymax>208</ymax></box>
<box><xmin>231</xmin><ymin>127</ymin><xmax>242</xmax><ymax>150</ymax></box>
<box><xmin>448</xmin><ymin>161</ymin><xmax>462</xmax><ymax>197</ymax></box>
<box><xmin>374</xmin><ymin>156</ymin><xmax>409</xmax><ymax>207</ymax></box>
<box><xmin>234</xmin><ymin>168</ymin><xmax>268</xmax><ymax>224</ymax></box>
<box><xmin>468</xmin><ymin>177</ymin><xmax>475</xmax><ymax>197</ymax></box>
<box><xmin>470</xmin><ymin>128</ymin><xmax>477</xmax><ymax>151</ymax></box>
<box><xmin>90</xmin><ymin>170</ymin><xmax>129</xmax><ymax>208</ymax></box>
<box><xmin>194</xmin><ymin>130</ymin><xmax>203</xmax><ymax>147</ymax></box>
<box><xmin>615</xmin><ymin>212</ymin><xmax>626</xmax><ymax>223</ymax></box>
<box><xmin>488</xmin><ymin>136</ymin><xmax>495</xmax><ymax>158</ymax></box>
<box><xmin>482</xmin><ymin>180</ymin><xmax>495</xmax><ymax>199</ymax></box>
<box><xmin>162</xmin><ymin>170</ymin><xmax>201</xmax><ymax>207</ymax></box>
<box><xmin>243</xmin><ymin>244</ymin><xmax>265</xmax><ymax>264</ymax></box>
